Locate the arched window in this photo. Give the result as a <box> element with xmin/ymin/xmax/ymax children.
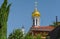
<box><xmin>36</xmin><ymin>19</ymin><xmax>37</xmax><ymax>26</ymax></box>
<box><xmin>33</xmin><ymin>19</ymin><xmax>35</xmax><ymax>26</ymax></box>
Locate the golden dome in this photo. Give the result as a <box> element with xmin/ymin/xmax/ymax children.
<box><xmin>32</xmin><ymin>9</ymin><xmax>40</xmax><ymax>17</ymax></box>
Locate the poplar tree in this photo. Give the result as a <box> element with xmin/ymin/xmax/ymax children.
<box><xmin>0</xmin><ymin>0</ymin><xmax>11</xmax><ymax>39</ymax></box>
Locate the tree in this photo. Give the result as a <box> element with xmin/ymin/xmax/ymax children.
<box><xmin>8</xmin><ymin>29</ymin><xmax>23</xmax><ymax>39</ymax></box>
<box><xmin>0</xmin><ymin>0</ymin><xmax>11</xmax><ymax>39</ymax></box>
<box><xmin>25</xmin><ymin>33</ymin><xmax>33</xmax><ymax>39</ymax></box>
<box><xmin>25</xmin><ymin>33</ymin><xmax>42</xmax><ymax>39</ymax></box>
<box><xmin>52</xmin><ymin>22</ymin><xmax>57</xmax><ymax>27</ymax></box>
<box><xmin>46</xmin><ymin>35</ymin><xmax>50</xmax><ymax>39</ymax></box>
<box><xmin>36</xmin><ymin>34</ymin><xmax>41</xmax><ymax>39</ymax></box>
<box><xmin>50</xmin><ymin>22</ymin><xmax>60</xmax><ymax>27</ymax></box>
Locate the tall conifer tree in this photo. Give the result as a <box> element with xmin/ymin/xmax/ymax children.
<box><xmin>0</xmin><ymin>0</ymin><xmax>11</xmax><ymax>39</ymax></box>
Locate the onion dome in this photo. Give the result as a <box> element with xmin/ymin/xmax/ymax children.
<box><xmin>32</xmin><ymin>9</ymin><xmax>40</xmax><ymax>17</ymax></box>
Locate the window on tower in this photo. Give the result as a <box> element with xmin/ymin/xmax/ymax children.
<box><xmin>33</xmin><ymin>19</ymin><xmax>35</xmax><ymax>26</ymax></box>
<box><xmin>36</xmin><ymin>19</ymin><xmax>37</xmax><ymax>26</ymax></box>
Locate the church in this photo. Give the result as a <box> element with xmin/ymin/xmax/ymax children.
<box><xmin>28</xmin><ymin>0</ymin><xmax>55</xmax><ymax>39</ymax></box>
<box><xmin>21</xmin><ymin>0</ymin><xmax>60</xmax><ymax>39</ymax></box>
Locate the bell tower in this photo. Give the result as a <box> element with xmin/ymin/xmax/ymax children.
<box><xmin>32</xmin><ymin>0</ymin><xmax>40</xmax><ymax>26</ymax></box>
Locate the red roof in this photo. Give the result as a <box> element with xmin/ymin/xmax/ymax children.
<box><xmin>30</xmin><ymin>26</ymin><xmax>55</xmax><ymax>31</ymax></box>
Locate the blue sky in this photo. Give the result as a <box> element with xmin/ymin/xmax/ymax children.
<box><xmin>0</xmin><ymin>0</ymin><xmax>60</xmax><ymax>37</ymax></box>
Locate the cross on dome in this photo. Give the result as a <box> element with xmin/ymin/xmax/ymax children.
<box><xmin>34</xmin><ymin>0</ymin><xmax>38</xmax><ymax>10</ymax></box>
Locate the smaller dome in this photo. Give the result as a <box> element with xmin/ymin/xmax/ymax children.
<box><xmin>32</xmin><ymin>9</ymin><xmax>40</xmax><ymax>17</ymax></box>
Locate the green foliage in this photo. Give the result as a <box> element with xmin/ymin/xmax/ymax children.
<box><xmin>25</xmin><ymin>33</ymin><xmax>33</xmax><ymax>39</ymax></box>
<box><xmin>46</xmin><ymin>36</ymin><xmax>50</xmax><ymax>39</ymax></box>
<box><xmin>8</xmin><ymin>29</ymin><xmax>23</xmax><ymax>39</ymax></box>
<box><xmin>0</xmin><ymin>0</ymin><xmax>11</xmax><ymax>39</ymax></box>
<box><xmin>50</xmin><ymin>22</ymin><xmax>59</xmax><ymax>27</ymax></box>
<box><xmin>8</xmin><ymin>29</ymin><xmax>42</xmax><ymax>39</ymax></box>
<box><xmin>36</xmin><ymin>34</ymin><xmax>41</xmax><ymax>39</ymax></box>
<box><xmin>53</xmin><ymin>22</ymin><xmax>57</xmax><ymax>26</ymax></box>
<box><xmin>25</xmin><ymin>34</ymin><xmax>41</xmax><ymax>39</ymax></box>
